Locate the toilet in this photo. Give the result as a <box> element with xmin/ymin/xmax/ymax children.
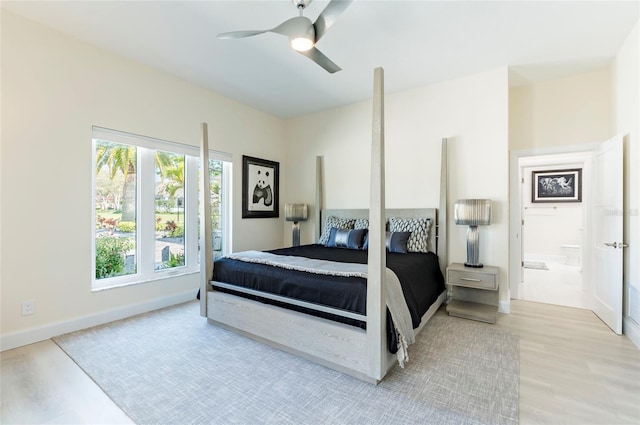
<box><xmin>560</xmin><ymin>244</ymin><xmax>581</xmax><ymax>268</ymax></box>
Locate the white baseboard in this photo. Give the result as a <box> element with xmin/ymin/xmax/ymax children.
<box><xmin>1</xmin><ymin>290</ymin><xmax>196</xmax><ymax>352</ymax></box>
<box><xmin>623</xmin><ymin>316</ymin><xmax>640</xmax><ymax>349</ymax></box>
<box><xmin>499</xmin><ymin>300</ymin><xmax>511</xmax><ymax>315</ymax></box>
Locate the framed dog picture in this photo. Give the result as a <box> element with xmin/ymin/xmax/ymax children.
<box><xmin>242</xmin><ymin>155</ymin><xmax>279</xmax><ymax>218</ymax></box>
<box><xmin>532</xmin><ymin>168</ymin><xmax>582</xmax><ymax>203</ymax></box>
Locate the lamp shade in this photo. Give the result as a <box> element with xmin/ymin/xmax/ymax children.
<box><xmin>454</xmin><ymin>199</ymin><xmax>492</xmax><ymax>226</ymax></box>
<box><xmin>454</xmin><ymin>199</ymin><xmax>492</xmax><ymax>268</ymax></box>
<box><xmin>285</xmin><ymin>204</ymin><xmax>308</xmax><ymax>222</ymax></box>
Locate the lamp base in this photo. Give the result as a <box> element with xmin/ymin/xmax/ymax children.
<box><xmin>291</xmin><ymin>222</ymin><xmax>300</xmax><ymax>247</ymax></box>
<box><xmin>465</xmin><ymin>225</ymin><xmax>483</xmax><ymax>269</ymax></box>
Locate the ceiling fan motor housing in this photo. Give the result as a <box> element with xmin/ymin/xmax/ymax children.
<box><xmin>288</xmin><ymin>17</ymin><xmax>315</xmax><ymax>51</ymax></box>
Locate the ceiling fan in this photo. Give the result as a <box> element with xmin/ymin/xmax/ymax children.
<box><xmin>217</xmin><ymin>0</ymin><xmax>353</xmax><ymax>74</ymax></box>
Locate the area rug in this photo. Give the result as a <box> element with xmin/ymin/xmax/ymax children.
<box><xmin>54</xmin><ymin>301</ymin><xmax>519</xmax><ymax>425</ymax></box>
<box><xmin>523</xmin><ymin>261</ymin><xmax>549</xmax><ymax>270</ymax></box>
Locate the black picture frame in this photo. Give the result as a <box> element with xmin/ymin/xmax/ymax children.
<box><xmin>242</xmin><ymin>155</ymin><xmax>279</xmax><ymax>218</ymax></box>
<box><xmin>532</xmin><ymin>168</ymin><xmax>582</xmax><ymax>203</ymax></box>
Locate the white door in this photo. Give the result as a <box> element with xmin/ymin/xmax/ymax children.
<box><xmin>520</xmin><ymin>168</ymin><xmax>525</xmax><ymax>287</ymax></box>
<box><xmin>593</xmin><ymin>135</ymin><xmax>624</xmax><ymax>334</ymax></box>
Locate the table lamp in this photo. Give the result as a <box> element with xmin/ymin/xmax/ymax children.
<box><xmin>454</xmin><ymin>199</ymin><xmax>492</xmax><ymax>268</ymax></box>
<box><xmin>285</xmin><ymin>203</ymin><xmax>308</xmax><ymax>247</ymax></box>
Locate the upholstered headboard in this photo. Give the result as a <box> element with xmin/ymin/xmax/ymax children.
<box><xmin>319</xmin><ymin>208</ymin><xmax>445</xmax><ymax>272</ymax></box>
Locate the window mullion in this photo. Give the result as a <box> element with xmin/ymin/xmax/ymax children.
<box><xmin>185</xmin><ymin>156</ymin><xmax>199</xmax><ymax>269</ymax></box>
<box><xmin>138</xmin><ymin>147</ymin><xmax>156</xmax><ymax>275</ymax></box>
<box><xmin>222</xmin><ymin>161</ymin><xmax>233</xmax><ymax>255</ymax></box>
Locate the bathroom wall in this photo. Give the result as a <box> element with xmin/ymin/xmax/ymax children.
<box><xmin>521</xmin><ymin>161</ymin><xmax>587</xmax><ymax>263</ymax></box>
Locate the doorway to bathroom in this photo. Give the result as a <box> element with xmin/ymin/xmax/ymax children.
<box><xmin>517</xmin><ymin>151</ymin><xmax>592</xmax><ymax>309</ymax></box>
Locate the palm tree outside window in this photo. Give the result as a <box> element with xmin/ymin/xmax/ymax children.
<box><xmin>92</xmin><ymin>127</ymin><xmax>231</xmax><ymax>291</ymax></box>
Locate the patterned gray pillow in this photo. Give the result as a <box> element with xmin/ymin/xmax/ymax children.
<box><xmin>318</xmin><ymin>216</ymin><xmax>355</xmax><ymax>245</ymax></box>
<box><xmin>354</xmin><ymin>218</ymin><xmax>391</xmax><ymax>230</ymax></box>
<box><xmin>388</xmin><ymin>217</ymin><xmax>431</xmax><ymax>253</ymax></box>
<box><xmin>354</xmin><ymin>218</ymin><xmax>369</xmax><ymax>230</ymax></box>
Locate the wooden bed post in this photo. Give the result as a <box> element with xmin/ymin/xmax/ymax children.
<box><xmin>315</xmin><ymin>155</ymin><xmax>324</xmax><ymax>242</ymax></box>
<box><xmin>367</xmin><ymin>67</ymin><xmax>386</xmax><ymax>381</ymax></box>
<box><xmin>199</xmin><ymin>123</ymin><xmax>213</xmax><ymax>317</ymax></box>
<box><xmin>438</xmin><ymin>138</ymin><xmax>448</xmax><ymax>274</ymax></box>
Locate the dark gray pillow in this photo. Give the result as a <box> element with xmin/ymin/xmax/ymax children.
<box><xmin>385</xmin><ymin>231</ymin><xmax>411</xmax><ymax>253</ymax></box>
<box><xmin>363</xmin><ymin>231</ymin><xmax>411</xmax><ymax>253</ymax></box>
<box><xmin>326</xmin><ymin>228</ymin><xmax>367</xmax><ymax>250</ymax></box>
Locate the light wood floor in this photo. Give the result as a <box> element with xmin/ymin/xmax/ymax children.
<box><xmin>1</xmin><ymin>338</ymin><xmax>134</xmax><ymax>424</ymax></box>
<box><xmin>495</xmin><ymin>301</ymin><xmax>640</xmax><ymax>424</ymax></box>
<box><xmin>2</xmin><ymin>300</ymin><xmax>639</xmax><ymax>424</ymax></box>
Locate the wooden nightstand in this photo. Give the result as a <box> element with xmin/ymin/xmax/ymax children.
<box><xmin>445</xmin><ymin>262</ymin><xmax>499</xmax><ymax>324</ymax></box>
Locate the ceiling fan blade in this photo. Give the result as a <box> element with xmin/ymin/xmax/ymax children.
<box><xmin>219</xmin><ymin>17</ymin><xmax>308</xmax><ymax>40</ymax></box>
<box><xmin>298</xmin><ymin>47</ymin><xmax>341</xmax><ymax>73</ymax></box>
<box><xmin>217</xmin><ymin>30</ymin><xmax>268</xmax><ymax>40</ymax></box>
<box><xmin>270</xmin><ymin>16</ymin><xmax>312</xmax><ymax>38</ymax></box>
<box><xmin>313</xmin><ymin>0</ymin><xmax>353</xmax><ymax>42</ymax></box>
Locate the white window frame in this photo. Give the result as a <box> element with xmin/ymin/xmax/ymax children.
<box><xmin>91</xmin><ymin>126</ymin><xmax>232</xmax><ymax>291</ymax></box>
<box><xmin>212</xmin><ymin>154</ymin><xmax>233</xmax><ymax>257</ymax></box>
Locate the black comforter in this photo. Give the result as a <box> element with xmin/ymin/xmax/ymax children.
<box><xmin>211</xmin><ymin>244</ymin><xmax>445</xmax><ymax>332</ymax></box>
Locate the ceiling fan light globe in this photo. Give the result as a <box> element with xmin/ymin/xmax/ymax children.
<box><xmin>291</xmin><ymin>37</ymin><xmax>314</xmax><ymax>51</ymax></box>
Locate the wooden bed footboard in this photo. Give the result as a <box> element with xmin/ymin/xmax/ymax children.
<box><xmin>208</xmin><ymin>290</ymin><xmax>371</xmax><ymax>382</ymax></box>
<box><xmin>206</xmin><ymin>289</ymin><xmax>446</xmax><ymax>384</ymax></box>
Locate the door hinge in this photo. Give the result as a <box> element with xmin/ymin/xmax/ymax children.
<box><xmin>521</xmin><ymin>177</ymin><xmax>524</xmax><ymax>184</ymax></box>
<box><xmin>522</xmin><ymin>219</ymin><xmax>524</xmax><ymax>225</ymax></box>
<box><xmin>521</xmin><ymin>261</ymin><xmax>524</xmax><ymax>267</ymax></box>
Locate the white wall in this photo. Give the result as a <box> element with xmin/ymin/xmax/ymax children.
<box><xmin>0</xmin><ymin>11</ymin><xmax>286</xmax><ymax>349</ymax></box>
<box><xmin>614</xmin><ymin>21</ymin><xmax>640</xmax><ymax>345</ymax></box>
<box><xmin>284</xmin><ymin>68</ymin><xmax>511</xmax><ymax>310</ymax></box>
<box><xmin>510</xmin><ymin>68</ymin><xmax>612</xmax><ymax>150</ymax></box>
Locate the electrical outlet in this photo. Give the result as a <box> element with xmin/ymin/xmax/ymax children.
<box><xmin>22</xmin><ymin>300</ymin><xmax>35</xmax><ymax>316</ymax></box>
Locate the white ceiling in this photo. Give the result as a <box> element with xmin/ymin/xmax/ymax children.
<box><xmin>2</xmin><ymin>1</ymin><xmax>638</xmax><ymax>119</ymax></box>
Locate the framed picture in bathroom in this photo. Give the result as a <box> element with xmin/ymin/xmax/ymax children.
<box><xmin>532</xmin><ymin>168</ymin><xmax>582</xmax><ymax>203</ymax></box>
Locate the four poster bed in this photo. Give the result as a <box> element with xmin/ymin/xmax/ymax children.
<box><xmin>199</xmin><ymin>68</ymin><xmax>448</xmax><ymax>384</ymax></box>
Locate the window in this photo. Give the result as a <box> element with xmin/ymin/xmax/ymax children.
<box><xmin>92</xmin><ymin>127</ymin><xmax>231</xmax><ymax>290</ymax></box>
<box><xmin>155</xmin><ymin>150</ymin><xmax>186</xmax><ymax>270</ymax></box>
<box><xmin>209</xmin><ymin>158</ymin><xmax>232</xmax><ymax>260</ymax></box>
